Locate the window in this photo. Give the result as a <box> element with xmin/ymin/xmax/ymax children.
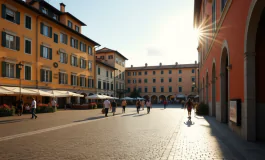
<box><xmin>108</xmin><ymin>55</ymin><xmax>113</xmax><ymax>59</ymax></box>
<box><xmin>25</xmin><ymin>15</ymin><xmax>31</xmax><ymax>29</ymax></box>
<box><xmin>88</xmin><ymin>79</ymin><xmax>94</xmax><ymax>88</ymax></box>
<box><xmin>221</xmin><ymin>0</ymin><xmax>227</xmax><ymax>12</ymax></box>
<box><xmin>41</xmin><ymin>23</ymin><xmax>52</xmax><ymax>38</ymax></box>
<box><xmin>153</xmin><ymin>78</ymin><xmax>156</xmax><ymax>83</ymax></box>
<box><xmin>111</xmin><ymin>83</ymin><xmax>114</xmax><ymax>90</ymax></box>
<box><xmin>100</xmin><ymin>56</ymin><xmax>105</xmax><ymax>60</ymax></box>
<box><xmin>75</xmin><ymin>25</ymin><xmax>79</xmax><ymax>32</ymax></box>
<box><xmin>71</xmin><ymin>55</ymin><xmax>78</xmax><ymax>67</ymax></box>
<box><xmin>178</xmin><ymin>87</ymin><xmax>182</xmax><ymax>92</ymax></box>
<box><xmin>153</xmin><ymin>87</ymin><xmax>156</xmax><ymax>93</ymax></box>
<box><xmin>80</xmin><ymin>42</ymin><xmax>86</xmax><ymax>52</ymax></box>
<box><xmin>68</xmin><ymin>20</ymin><xmax>73</xmax><ymax>28</ymax></box>
<box><xmin>3</xmin><ymin>33</ymin><xmax>19</xmax><ymax>50</ymax></box>
<box><xmin>192</xmin><ymin>69</ymin><xmax>195</xmax><ymax>73</ymax></box>
<box><xmin>144</xmin><ymin>87</ymin><xmax>148</xmax><ymax>93</ymax></box>
<box><xmin>133</xmin><ymin>72</ymin><xmax>137</xmax><ymax>76</ymax></box>
<box><xmin>179</xmin><ymin>70</ymin><xmax>182</xmax><ymax>74</ymax></box>
<box><xmin>192</xmin><ymin>77</ymin><xmax>195</xmax><ymax>82</ymax></box>
<box><xmin>212</xmin><ymin>0</ymin><xmax>217</xmax><ymax>33</ymax></box>
<box><xmin>192</xmin><ymin>86</ymin><xmax>195</xmax><ymax>92</ymax></box>
<box><xmin>138</xmin><ymin>72</ymin><xmax>142</xmax><ymax>75</ymax></box>
<box><xmin>70</xmin><ymin>37</ymin><xmax>78</xmax><ymax>49</ymax></box>
<box><xmin>127</xmin><ymin>72</ymin><xmax>131</xmax><ymax>76</ymax></box>
<box><xmin>4</xmin><ymin>6</ymin><xmax>20</xmax><ymax>24</ymax></box>
<box><xmin>128</xmin><ymin>79</ymin><xmax>131</xmax><ymax>83</ymax></box>
<box><xmin>80</xmin><ymin>58</ymin><xmax>86</xmax><ymax>69</ymax></box>
<box><xmin>40</xmin><ymin>45</ymin><xmax>52</xmax><ymax>60</ymax></box>
<box><xmin>122</xmin><ymin>72</ymin><xmax>125</xmax><ymax>80</ymax></box>
<box><xmin>161</xmin><ymin>70</ymin><xmax>164</xmax><ymax>74</ymax></box>
<box><xmin>54</xmin><ymin>33</ymin><xmax>58</xmax><ymax>43</ymax></box>
<box><xmin>59</xmin><ymin>52</ymin><xmax>67</xmax><ymax>64</ymax></box>
<box><xmin>102</xmin><ymin>82</ymin><xmax>106</xmax><ymax>89</ymax></box>
<box><xmin>80</xmin><ymin>76</ymin><xmax>86</xmax><ymax>87</ymax></box>
<box><xmin>24</xmin><ymin>39</ymin><xmax>31</xmax><ymax>54</ymax></box>
<box><xmin>138</xmin><ymin>79</ymin><xmax>141</xmax><ymax>83</ymax></box>
<box><xmin>153</xmin><ymin>71</ymin><xmax>156</xmax><ymax>75</ymax></box>
<box><xmin>42</xmin><ymin>7</ymin><xmax>48</xmax><ymax>14</ymax></box>
<box><xmin>169</xmin><ymin>87</ymin><xmax>172</xmax><ymax>92</ymax></box>
<box><xmin>161</xmin><ymin>78</ymin><xmax>164</xmax><ymax>83</ymax></box>
<box><xmin>88</xmin><ymin>46</ymin><xmax>92</xmax><ymax>55</ymax></box>
<box><xmin>24</xmin><ymin>65</ymin><xmax>31</xmax><ymax>80</ymax></box>
<box><xmin>88</xmin><ymin>61</ymin><xmax>92</xmax><ymax>71</ymax></box>
<box><xmin>2</xmin><ymin>62</ymin><xmax>15</xmax><ymax>78</ymax></box>
<box><xmin>53</xmin><ymin>14</ymin><xmax>58</xmax><ymax>20</ymax></box>
<box><xmin>145</xmin><ymin>71</ymin><xmax>147</xmax><ymax>75</ymax></box>
<box><xmin>60</xmin><ymin>33</ymin><xmax>67</xmax><ymax>44</ymax></box>
<box><xmin>98</xmin><ymin>80</ymin><xmax>102</xmax><ymax>89</ymax></box>
<box><xmin>133</xmin><ymin>79</ymin><xmax>137</xmax><ymax>84</ymax></box>
<box><xmin>138</xmin><ymin>87</ymin><xmax>142</xmax><ymax>93</ymax></box>
<box><xmin>107</xmin><ymin>83</ymin><xmax>110</xmax><ymax>90</ymax></box>
<box><xmin>98</xmin><ymin>67</ymin><xmax>100</xmax><ymax>75</ymax></box>
<box><xmin>41</xmin><ymin>69</ymin><xmax>52</xmax><ymax>82</ymax></box>
<box><xmin>106</xmin><ymin>71</ymin><xmax>109</xmax><ymax>77</ymax></box>
<box><xmin>59</xmin><ymin>72</ymin><xmax>68</xmax><ymax>84</ymax></box>
<box><xmin>169</xmin><ymin>70</ymin><xmax>172</xmax><ymax>74</ymax></box>
<box><xmin>169</xmin><ymin>78</ymin><xmax>172</xmax><ymax>83</ymax></box>
<box><xmin>144</xmin><ymin>79</ymin><xmax>148</xmax><ymax>83</ymax></box>
<box><xmin>161</xmin><ymin>87</ymin><xmax>164</xmax><ymax>92</ymax></box>
<box><xmin>128</xmin><ymin>88</ymin><xmax>131</xmax><ymax>92</ymax></box>
<box><xmin>71</xmin><ymin>75</ymin><xmax>77</xmax><ymax>86</ymax></box>
<box><xmin>179</xmin><ymin>78</ymin><xmax>182</xmax><ymax>82</ymax></box>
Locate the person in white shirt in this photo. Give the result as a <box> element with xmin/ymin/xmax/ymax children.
<box><xmin>146</xmin><ymin>99</ymin><xmax>152</xmax><ymax>114</ymax></box>
<box><xmin>31</xmin><ymin>98</ymin><xmax>37</xmax><ymax>119</ymax></box>
<box><xmin>103</xmin><ymin>99</ymin><xmax>111</xmax><ymax>117</ymax></box>
<box><xmin>51</xmin><ymin>98</ymin><xmax>57</xmax><ymax>111</ymax></box>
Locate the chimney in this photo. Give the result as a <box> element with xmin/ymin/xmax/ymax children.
<box><xmin>60</xmin><ymin>3</ymin><xmax>66</xmax><ymax>12</ymax></box>
<box><xmin>131</xmin><ymin>65</ymin><xmax>133</xmax><ymax>68</ymax></box>
<box><xmin>159</xmin><ymin>63</ymin><xmax>162</xmax><ymax>66</ymax></box>
<box><xmin>145</xmin><ymin>63</ymin><xmax>148</xmax><ymax>67</ymax></box>
<box><xmin>195</xmin><ymin>61</ymin><xmax>197</xmax><ymax>64</ymax></box>
<box><xmin>175</xmin><ymin>62</ymin><xmax>178</xmax><ymax>65</ymax></box>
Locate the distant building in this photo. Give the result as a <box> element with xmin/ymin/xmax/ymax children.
<box><xmin>96</xmin><ymin>47</ymin><xmax>128</xmax><ymax>98</ymax></box>
<box><xmin>125</xmin><ymin>62</ymin><xmax>198</xmax><ymax>104</ymax></box>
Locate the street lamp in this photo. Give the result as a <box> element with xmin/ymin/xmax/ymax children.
<box><xmin>17</xmin><ymin>62</ymin><xmax>24</xmax><ymax>99</ymax></box>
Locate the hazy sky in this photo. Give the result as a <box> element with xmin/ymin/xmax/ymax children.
<box><xmin>44</xmin><ymin>0</ymin><xmax>198</xmax><ymax>67</ymax></box>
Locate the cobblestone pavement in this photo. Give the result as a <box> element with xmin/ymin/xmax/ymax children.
<box><xmin>0</xmin><ymin>105</ymin><xmax>264</xmax><ymax>160</ymax></box>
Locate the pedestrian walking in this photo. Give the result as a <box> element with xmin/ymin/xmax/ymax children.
<box><xmin>146</xmin><ymin>99</ymin><xmax>152</xmax><ymax>114</ymax></box>
<box><xmin>163</xmin><ymin>100</ymin><xmax>167</xmax><ymax>109</ymax></box>
<box><xmin>111</xmin><ymin>100</ymin><xmax>117</xmax><ymax>116</ymax></box>
<box><xmin>185</xmin><ymin>99</ymin><xmax>193</xmax><ymax>119</ymax></box>
<box><xmin>31</xmin><ymin>98</ymin><xmax>37</xmax><ymax>119</ymax></box>
<box><xmin>136</xmin><ymin>99</ymin><xmax>141</xmax><ymax>114</ymax></box>
<box><xmin>141</xmin><ymin>100</ymin><xmax>145</xmax><ymax>110</ymax></box>
<box><xmin>103</xmin><ymin>99</ymin><xmax>111</xmax><ymax>117</ymax></box>
<box><xmin>51</xmin><ymin>98</ymin><xmax>57</xmax><ymax>112</ymax></box>
<box><xmin>17</xmin><ymin>98</ymin><xmax>23</xmax><ymax>116</ymax></box>
<box><xmin>121</xmin><ymin>99</ymin><xmax>127</xmax><ymax>113</ymax></box>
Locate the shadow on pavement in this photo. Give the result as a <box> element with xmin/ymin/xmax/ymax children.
<box><xmin>184</xmin><ymin>120</ymin><xmax>195</xmax><ymax>127</ymax></box>
<box><xmin>0</xmin><ymin>119</ymin><xmax>29</xmax><ymax>124</ymax></box>
<box><xmin>121</xmin><ymin>113</ymin><xmax>136</xmax><ymax>117</ymax></box>
<box><xmin>133</xmin><ymin>114</ymin><xmax>147</xmax><ymax>117</ymax></box>
<box><xmin>74</xmin><ymin>116</ymin><xmax>105</xmax><ymax>122</ymax></box>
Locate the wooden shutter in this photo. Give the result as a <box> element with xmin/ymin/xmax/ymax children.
<box><xmin>70</xmin><ymin>55</ymin><xmax>72</xmax><ymax>65</ymax></box>
<box><xmin>49</xmin><ymin>70</ymin><xmax>52</xmax><ymax>82</ymax></box>
<box><xmin>2</xmin><ymin>61</ymin><xmax>6</xmax><ymax>77</ymax></box>
<box><xmin>28</xmin><ymin>66</ymin><xmax>31</xmax><ymax>80</ymax></box>
<box><xmin>79</xmin><ymin>58</ymin><xmax>81</xmax><ymax>68</ymax></box>
<box><xmin>16</xmin><ymin>11</ymin><xmax>20</xmax><ymax>24</ymax></box>
<box><xmin>40</xmin><ymin>22</ymin><xmax>44</xmax><ymax>34</ymax></box>
<box><xmin>59</xmin><ymin>72</ymin><xmax>61</xmax><ymax>84</ymax></box>
<box><xmin>92</xmin><ymin>79</ymin><xmax>94</xmax><ymax>88</ymax></box>
<box><xmin>49</xmin><ymin>48</ymin><xmax>52</xmax><ymax>60</ymax></box>
<box><xmin>66</xmin><ymin>54</ymin><xmax>68</xmax><ymax>64</ymax></box>
<box><xmin>77</xmin><ymin>76</ymin><xmax>79</xmax><ymax>86</ymax></box>
<box><xmin>79</xmin><ymin>42</ymin><xmax>82</xmax><ymax>51</ymax></box>
<box><xmin>66</xmin><ymin>74</ymin><xmax>68</xmax><ymax>84</ymax></box>
<box><xmin>40</xmin><ymin>69</ymin><xmax>44</xmax><ymax>82</ymax></box>
<box><xmin>65</xmin><ymin>35</ymin><xmax>68</xmax><ymax>44</ymax></box>
<box><xmin>2</xmin><ymin>4</ymin><xmax>6</xmax><ymax>19</ymax></box>
<box><xmin>85</xmin><ymin>78</ymin><xmax>87</xmax><ymax>87</ymax></box>
<box><xmin>54</xmin><ymin>34</ymin><xmax>58</xmax><ymax>43</ymax></box>
<box><xmin>27</xmin><ymin>40</ymin><xmax>31</xmax><ymax>54</ymax></box>
<box><xmin>76</xmin><ymin>40</ymin><xmax>78</xmax><ymax>49</ymax></box>
<box><xmin>2</xmin><ymin>31</ymin><xmax>6</xmax><ymax>47</ymax></box>
<box><xmin>16</xmin><ymin>36</ymin><xmax>20</xmax><ymax>51</ymax></box>
<box><xmin>49</xmin><ymin>27</ymin><xmax>52</xmax><ymax>38</ymax></box>
<box><xmin>40</xmin><ymin>45</ymin><xmax>43</xmax><ymax>57</ymax></box>
<box><xmin>71</xmin><ymin>75</ymin><xmax>73</xmax><ymax>85</ymax></box>
<box><xmin>70</xmin><ymin>37</ymin><xmax>72</xmax><ymax>46</ymax></box>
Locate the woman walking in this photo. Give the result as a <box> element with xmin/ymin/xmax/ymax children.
<box><xmin>121</xmin><ymin>99</ymin><xmax>127</xmax><ymax>113</ymax></box>
<box><xmin>185</xmin><ymin>99</ymin><xmax>193</xmax><ymax>118</ymax></box>
<box><xmin>136</xmin><ymin>100</ymin><xmax>141</xmax><ymax>114</ymax></box>
<box><xmin>146</xmin><ymin>99</ymin><xmax>152</xmax><ymax>114</ymax></box>
<box><xmin>141</xmin><ymin>100</ymin><xmax>145</xmax><ymax>110</ymax></box>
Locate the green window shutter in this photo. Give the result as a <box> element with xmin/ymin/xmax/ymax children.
<box><xmin>84</xmin><ymin>60</ymin><xmax>86</xmax><ymax>69</ymax></box>
<box><xmin>28</xmin><ymin>66</ymin><xmax>31</xmax><ymax>80</ymax></box>
<box><xmin>40</xmin><ymin>69</ymin><xmax>44</xmax><ymax>82</ymax></box>
<box><xmin>84</xmin><ymin>44</ymin><xmax>87</xmax><ymax>52</ymax></box>
<box><xmin>79</xmin><ymin>58</ymin><xmax>81</xmax><ymax>68</ymax></box>
<box><xmin>40</xmin><ymin>22</ymin><xmax>44</xmax><ymax>34</ymax></box>
<box><xmin>49</xmin><ymin>27</ymin><xmax>52</xmax><ymax>38</ymax></box>
<box><xmin>28</xmin><ymin>40</ymin><xmax>31</xmax><ymax>54</ymax></box>
<box><xmin>71</xmin><ymin>75</ymin><xmax>73</xmax><ymax>85</ymax></box>
<box><xmin>59</xmin><ymin>72</ymin><xmax>61</xmax><ymax>84</ymax></box>
<box><xmin>16</xmin><ymin>11</ymin><xmax>20</xmax><ymax>24</ymax></box>
<box><xmin>16</xmin><ymin>64</ymin><xmax>20</xmax><ymax>79</ymax></box>
<box><xmin>2</xmin><ymin>31</ymin><xmax>6</xmax><ymax>47</ymax></box>
<box><xmin>77</xmin><ymin>76</ymin><xmax>79</xmax><ymax>86</ymax></box>
<box><xmin>79</xmin><ymin>42</ymin><xmax>81</xmax><ymax>51</ymax></box>
<box><xmin>16</xmin><ymin>36</ymin><xmax>20</xmax><ymax>51</ymax></box>
<box><xmin>49</xmin><ymin>71</ymin><xmax>52</xmax><ymax>82</ymax></box>
<box><xmin>70</xmin><ymin>55</ymin><xmax>72</xmax><ymax>65</ymax></box>
<box><xmin>66</xmin><ymin>54</ymin><xmax>68</xmax><ymax>64</ymax></box>
<box><xmin>40</xmin><ymin>45</ymin><xmax>43</xmax><ymax>57</ymax></box>
<box><xmin>66</xmin><ymin>74</ymin><xmax>68</xmax><ymax>84</ymax></box>
<box><xmin>25</xmin><ymin>66</ymin><xmax>28</xmax><ymax>80</ymax></box>
<box><xmin>26</xmin><ymin>16</ymin><xmax>31</xmax><ymax>29</ymax></box>
<box><xmin>70</xmin><ymin>37</ymin><xmax>72</xmax><ymax>46</ymax></box>
<box><xmin>85</xmin><ymin>78</ymin><xmax>87</xmax><ymax>87</ymax></box>
<box><xmin>49</xmin><ymin>48</ymin><xmax>52</xmax><ymax>60</ymax></box>
<box><xmin>76</xmin><ymin>40</ymin><xmax>78</xmax><ymax>49</ymax></box>
<box><xmin>54</xmin><ymin>34</ymin><xmax>58</xmax><ymax>43</ymax></box>
<box><xmin>65</xmin><ymin>35</ymin><xmax>68</xmax><ymax>44</ymax></box>
<box><xmin>2</xmin><ymin>4</ymin><xmax>6</xmax><ymax>19</ymax></box>
<box><xmin>2</xmin><ymin>61</ymin><xmax>6</xmax><ymax>77</ymax></box>
<box><xmin>92</xmin><ymin>79</ymin><xmax>94</xmax><ymax>88</ymax></box>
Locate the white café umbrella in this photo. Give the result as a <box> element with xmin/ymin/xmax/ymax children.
<box><xmin>85</xmin><ymin>94</ymin><xmax>105</xmax><ymax>99</ymax></box>
<box><xmin>2</xmin><ymin>86</ymin><xmax>37</xmax><ymax>95</ymax></box>
<box><xmin>65</xmin><ymin>91</ymin><xmax>84</xmax><ymax>97</ymax></box>
<box><xmin>121</xmin><ymin>97</ymin><xmax>134</xmax><ymax>100</ymax></box>
<box><xmin>27</xmin><ymin>89</ymin><xmax>54</xmax><ymax>97</ymax></box>
<box><xmin>0</xmin><ymin>86</ymin><xmax>14</xmax><ymax>95</ymax></box>
<box><xmin>40</xmin><ymin>90</ymin><xmax>70</xmax><ymax>97</ymax></box>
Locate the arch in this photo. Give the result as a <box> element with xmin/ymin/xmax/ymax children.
<box><xmin>159</xmin><ymin>95</ymin><xmax>166</xmax><ymax>103</ymax></box>
<box><xmin>212</xmin><ymin>61</ymin><xmax>216</xmax><ymax>117</ymax></box>
<box><xmin>220</xmin><ymin>45</ymin><xmax>229</xmax><ymax>123</ymax></box>
<box><xmin>167</xmin><ymin>95</ymin><xmax>174</xmax><ymax>101</ymax></box>
<box><xmin>143</xmin><ymin>95</ymin><xmax>150</xmax><ymax>100</ymax></box>
<box><xmin>151</xmin><ymin>95</ymin><xmax>158</xmax><ymax>104</ymax></box>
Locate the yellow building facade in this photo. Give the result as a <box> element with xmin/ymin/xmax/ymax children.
<box><xmin>0</xmin><ymin>0</ymin><xmax>99</xmax><ymax>106</ymax></box>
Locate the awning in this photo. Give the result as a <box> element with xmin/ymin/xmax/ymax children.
<box><xmin>67</xmin><ymin>91</ymin><xmax>84</xmax><ymax>97</ymax></box>
<box><xmin>27</xmin><ymin>89</ymin><xmax>54</xmax><ymax>97</ymax></box>
<box><xmin>86</xmin><ymin>94</ymin><xmax>106</xmax><ymax>99</ymax></box>
<box><xmin>176</xmin><ymin>94</ymin><xmax>186</xmax><ymax>98</ymax></box>
<box><xmin>0</xmin><ymin>86</ymin><xmax>14</xmax><ymax>95</ymax></box>
<box><xmin>40</xmin><ymin>90</ymin><xmax>71</xmax><ymax>97</ymax></box>
<box><xmin>2</xmin><ymin>86</ymin><xmax>37</xmax><ymax>95</ymax></box>
<box><xmin>121</xmin><ymin>97</ymin><xmax>134</xmax><ymax>100</ymax></box>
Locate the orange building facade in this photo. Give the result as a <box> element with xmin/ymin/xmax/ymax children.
<box><xmin>194</xmin><ymin>0</ymin><xmax>265</xmax><ymax>141</ymax></box>
<box><xmin>125</xmin><ymin>63</ymin><xmax>198</xmax><ymax>104</ymax></box>
<box><xmin>0</xmin><ymin>0</ymin><xmax>99</xmax><ymax>106</ymax></box>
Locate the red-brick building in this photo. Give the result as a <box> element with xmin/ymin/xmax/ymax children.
<box><xmin>194</xmin><ymin>0</ymin><xmax>265</xmax><ymax>142</ymax></box>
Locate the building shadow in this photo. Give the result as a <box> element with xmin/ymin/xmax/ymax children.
<box><xmin>0</xmin><ymin>119</ymin><xmax>28</xmax><ymax>124</ymax></box>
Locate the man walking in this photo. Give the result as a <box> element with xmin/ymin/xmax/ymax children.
<box><xmin>31</xmin><ymin>98</ymin><xmax>37</xmax><ymax>119</ymax></box>
<box><xmin>136</xmin><ymin>100</ymin><xmax>141</xmax><ymax>114</ymax></box>
<box><xmin>103</xmin><ymin>99</ymin><xmax>110</xmax><ymax>117</ymax></box>
<box><xmin>163</xmin><ymin>100</ymin><xmax>167</xmax><ymax>109</ymax></box>
<box><xmin>111</xmin><ymin>100</ymin><xmax>117</xmax><ymax>116</ymax></box>
<box><xmin>51</xmin><ymin>98</ymin><xmax>57</xmax><ymax>112</ymax></box>
<box><xmin>121</xmin><ymin>99</ymin><xmax>127</xmax><ymax>113</ymax></box>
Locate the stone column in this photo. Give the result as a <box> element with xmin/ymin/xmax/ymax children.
<box><xmin>244</xmin><ymin>52</ymin><xmax>256</xmax><ymax>141</ymax></box>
